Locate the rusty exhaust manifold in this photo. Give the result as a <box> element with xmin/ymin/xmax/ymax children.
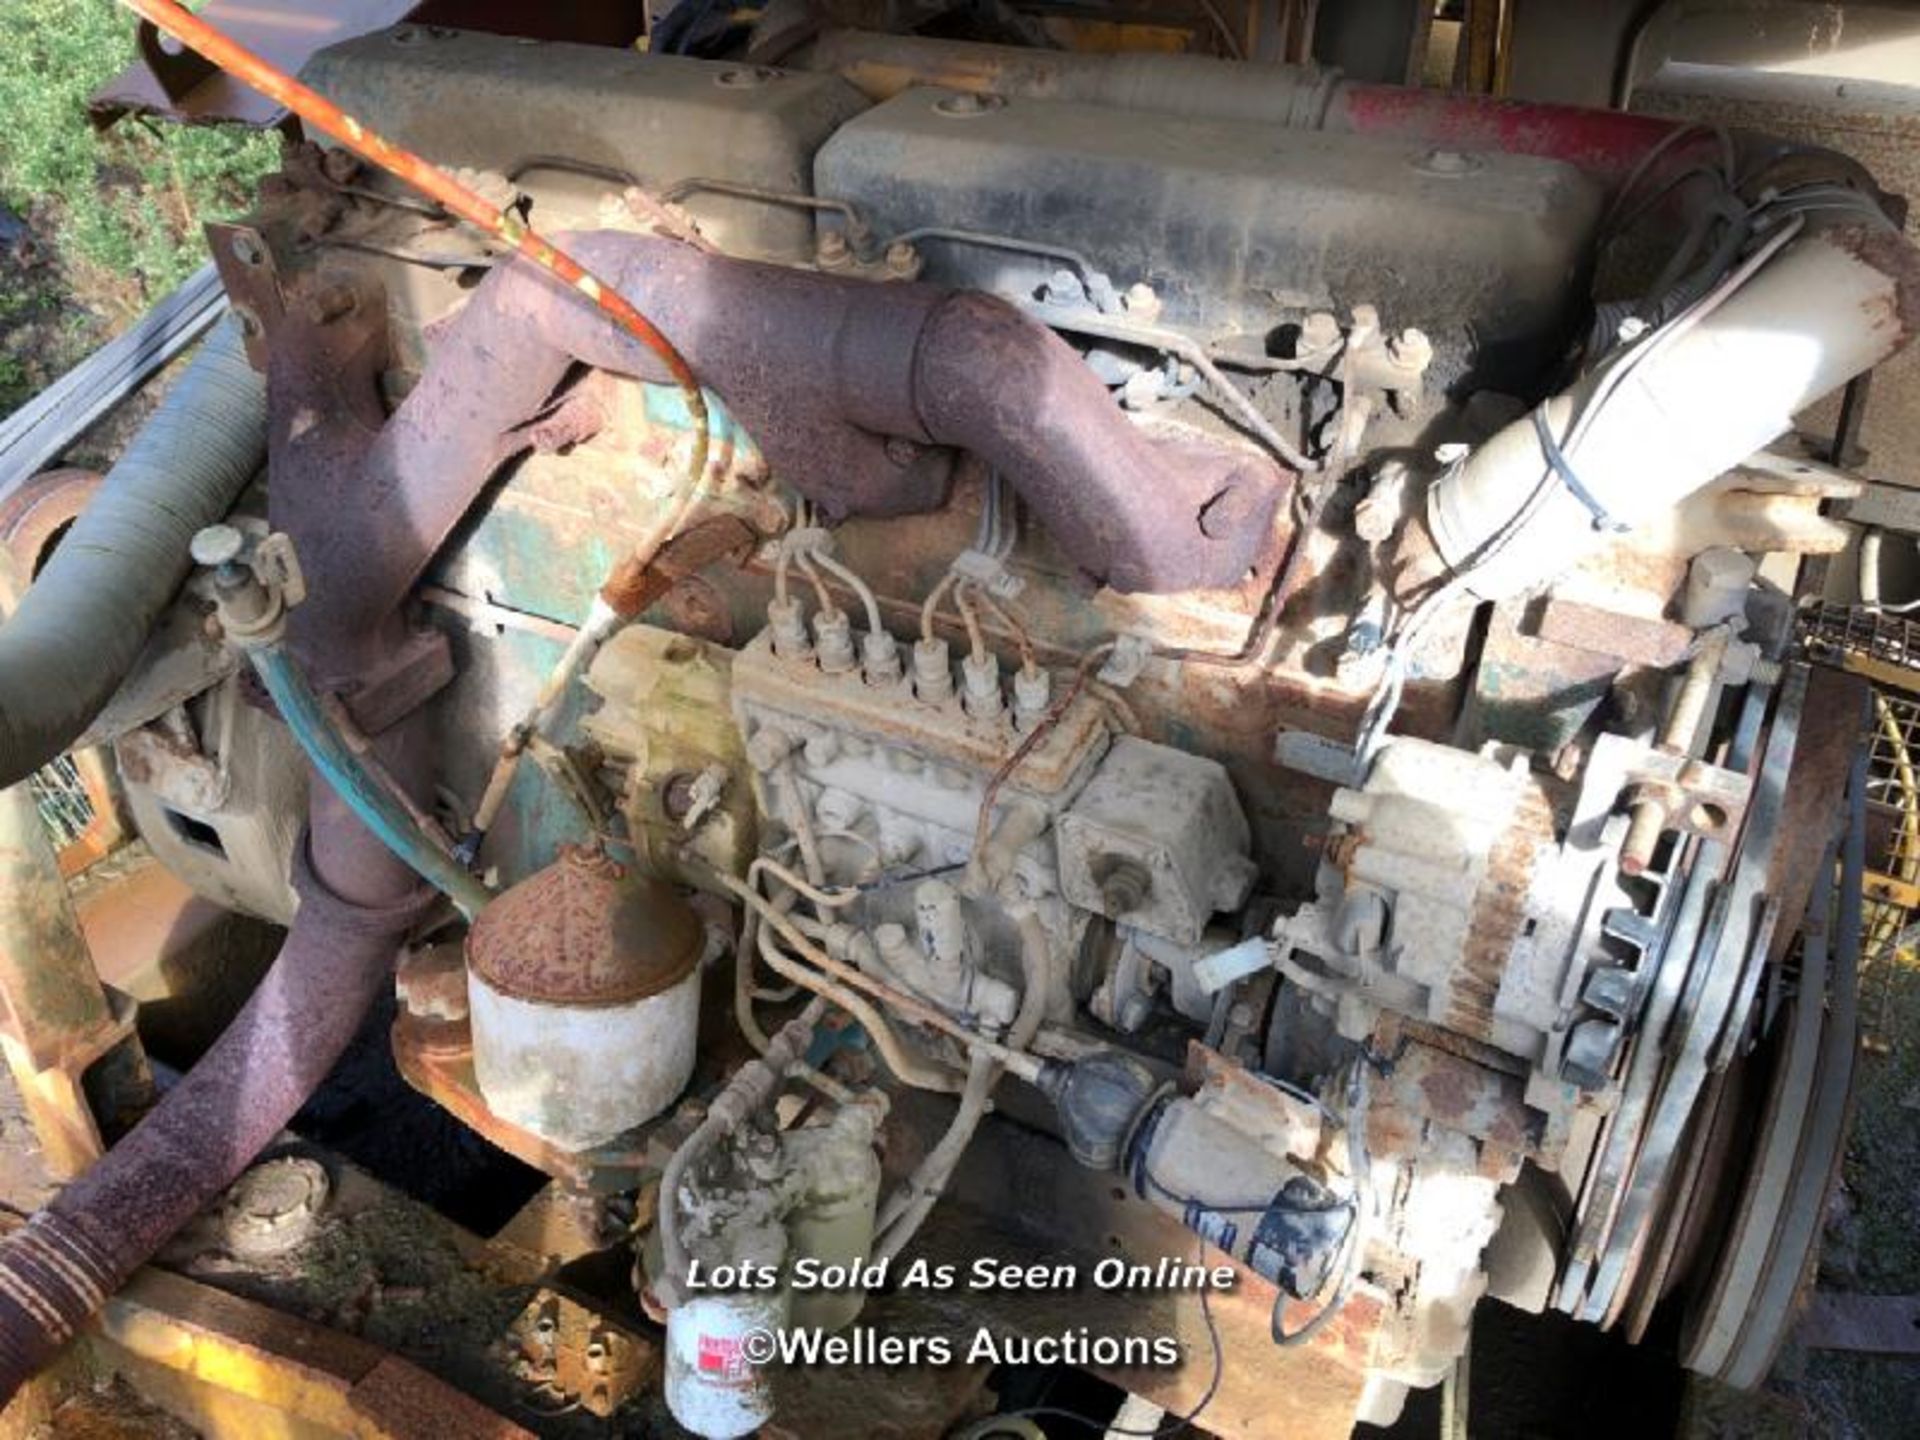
<box><xmin>290</xmin><ymin>231</ymin><xmax>1287</xmax><ymax>663</ymax></box>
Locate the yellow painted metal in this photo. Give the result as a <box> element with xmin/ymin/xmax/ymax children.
<box><xmin>1866</xmin><ymin>872</ymin><xmax>1920</xmax><ymax>911</ymax></box>
<box><xmin>88</xmin><ymin>1269</ymin><xmax>533</xmax><ymax>1439</ymax></box>
<box><xmin>1841</xmin><ymin>650</ymin><xmax>1920</xmax><ymax>698</ymax></box>
<box><xmin>0</xmin><ymin>778</ymin><xmax>148</xmax><ymax>1181</ymax></box>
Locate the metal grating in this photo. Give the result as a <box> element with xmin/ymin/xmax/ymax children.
<box><xmin>28</xmin><ymin>755</ymin><xmax>98</xmax><ymax>852</ymax></box>
<box><xmin>1804</xmin><ymin>602</ymin><xmax>1920</xmax><ymax>1045</ymax></box>
<box><xmin>1802</xmin><ymin>601</ymin><xmax>1920</xmax><ymax>687</ymax></box>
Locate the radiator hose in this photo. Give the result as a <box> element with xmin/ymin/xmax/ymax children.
<box><xmin>0</xmin><ymin>318</ymin><xmax>265</xmax><ymax>789</ymax></box>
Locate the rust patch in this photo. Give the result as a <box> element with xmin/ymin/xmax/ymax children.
<box><xmin>466</xmin><ymin>845</ymin><xmax>702</xmax><ymax>1007</ymax></box>
<box><xmin>1535</xmin><ymin>597</ymin><xmax>1692</xmax><ymax>669</ymax></box>
<box><xmin>1448</xmin><ymin>782</ymin><xmax>1556</xmax><ymax>1044</ymax></box>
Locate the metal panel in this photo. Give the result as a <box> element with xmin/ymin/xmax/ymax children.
<box><xmin>814</xmin><ymin>85</ymin><xmax>1605</xmax><ymax>395</ymax></box>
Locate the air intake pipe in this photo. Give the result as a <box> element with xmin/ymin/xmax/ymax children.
<box><xmin>0</xmin><ymin>802</ymin><xmax>428</xmax><ymax>1405</ymax></box>
<box><xmin>1421</xmin><ymin>215</ymin><xmax>1917</xmax><ymax>601</ymax></box>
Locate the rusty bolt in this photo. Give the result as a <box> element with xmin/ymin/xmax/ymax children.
<box><xmin>232</xmin><ymin>304</ymin><xmax>263</xmax><ymax>339</ymax></box>
<box><xmin>1422</xmin><ymin>149</ymin><xmax>1476</xmax><ymax>176</ymax></box>
<box><xmin>884</xmin><ymin>436</ymin><xmax>923</xmax><ymax>467</ymax></box>
<box><xmin>229</xmin><ymin>231</ymin><xmax>266</xmax><ymax>268</ymax></box>
<box><xmin>1096</xmin><ymin>857</ymin><xmax>1153</xmax><ymax>917</ymax></box>
<box><xmin>1124</xmin><ymin>282</ymin><xmax>1163</xmax><ymax>323</ymax></box>
<box><xmin>816</xmin><ymin>230</ymin><xmax>850</xmax><ymax>267</ymax></box>
<box><xmin>936</xmin><ymin>91</ymin><xmax>986</xmax><ymax>116</ymax></box>
<box><xmin>218</xmin><ymin>1157</ymin><xmax>331</xmax><ymax>1259</ymax></box>
<box><xmin>884</xmin><ymin>241</ymin><xmax>919</xmax><ymax>277</ymax></box>
<box><xmin>1388</xmin><ymin>327</ymin><xmax>1432</xmax><ymax>371</ymax></box>
<box><xmin>745</xmin><ymin>725</ymin><xmax>797</xmax><ymax>773</ymax></box>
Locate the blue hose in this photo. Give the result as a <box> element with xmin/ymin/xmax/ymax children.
<box><xmin>247</xmin><ymin>642</ymin><xmax>492</xmax><ymax>919</ymax></box>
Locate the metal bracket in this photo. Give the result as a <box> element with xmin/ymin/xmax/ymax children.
<box><xmin>1619</xmin><ymin>750</ymin><xmax>1752</xmax><ymax>848</ymax></box>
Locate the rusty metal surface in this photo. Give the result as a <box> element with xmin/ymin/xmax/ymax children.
<box><xmin>1372</xmin><ymin>1035</ymin><xmax>1539</xmax><ymax>1185</ymax></box>
<box><xmin>913</xmin><ymin>289</ymin><xmax>1290</xmax><ymax>590</ymax></box>
<box><xmin>0</xmin><ymin>786</ymin><xmax>119</xmax><ymax>1073</ymax></box>
<box><xmin>1181</xmin><ymin>1041</ymin><xmax>1322</xmax><ymax>1161</ymax></box>
<box><xmin>90</xmin><ymin>2</ymin><xmax>646</xmax><ymax>129</ymax></box>
<box><xmin>1764</xmin><ymin>664</ymin><xmax>1869</xmax><ymax>970</ymax></box>
<box><xmin>259</xmin><ymin>205</ymin><xmax>1286</xmax><ymax>625</ymax></box>
<box><xmin>1452</xmin><ymin>779</ymin><xmax>1557</xmax><ymax>1045</ymax></box>
<box><xmin>0</xmin><ymin>822</ymin><xmax>430</xmax><ymax>1405</ymax></box>
<box><xmin>505</xmin><ymin>1289</ymin><xmax>658</xmax><ymax>1418</ymax></box>
<box><xmin>1536</xmin><ymin>596</ymin><xmax>1693</xmax><ymax>669</ymax></box>
<box><xmin>600</xmin><ymin>514</ymin><xmax>762</xmax><ymax>622</ymax></box>
<box><xmin>467</xmin><ymin>844</ymin><xmax>701</xmax><ymax>1007</ymax></box>
<box><xmin>0</xmin><ymin>783</ymin><xmax>148</xmax><ymax>1187</ymax></box>
<box><xmin>0</xmin><ymin>468</ymin><xmax>101</xmax><ymax>582</ymax></box>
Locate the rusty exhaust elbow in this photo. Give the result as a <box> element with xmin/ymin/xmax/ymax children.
<box><xmin>911</xmin><ymin>290</ymin><xmax>1288</xmax><ymax>591</ymax></box>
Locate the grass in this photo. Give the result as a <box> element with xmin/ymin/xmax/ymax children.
<box><xmin>0</xmin><ymin>0</ymin><xmax>277</xmax><ymax>415</ymax></box>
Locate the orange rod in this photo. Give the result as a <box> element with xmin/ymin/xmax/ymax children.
<box><xmin>119</xmin><ymin>0</ymin><xmax>711</xmax><ymax>508</ymax></box>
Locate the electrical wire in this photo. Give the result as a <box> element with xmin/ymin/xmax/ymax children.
<box><xmin>967</xmin><ymin>645</ymin><xmax>1110</xmax><ymax>867</ymax></box>
<box><xmin>1598</xmin><ymin>121</ymin><xmax>1737</xmax><ymax>235</ymax></box>
<box><xmin>1357</xmin><ymin>208</ymin><xmax>1810</xmax><ymax>760</ymax></box>
<box><xmin>1273</xmin><ymin>1057</ymin><xmax>1373</xmax><ymax>1347</ymax></box>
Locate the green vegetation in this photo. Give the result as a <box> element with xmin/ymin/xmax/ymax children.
<box><xmin>0</xmin><ymin>0</ymin><xmax>277</xmax><ymax>413</ymax></box>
